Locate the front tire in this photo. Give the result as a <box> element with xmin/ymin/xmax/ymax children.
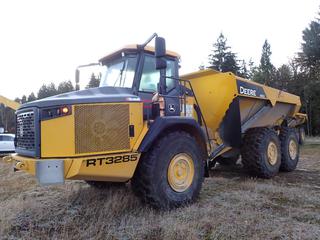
<box><xmin>131</xmin><ymin>131</ymin><xmax>205</xmax><ymax>209</ymax></box>
<box><xmin>241</xmin><ymin>128</ymin><xmax>281</xmax><ymax>179</ymax></box>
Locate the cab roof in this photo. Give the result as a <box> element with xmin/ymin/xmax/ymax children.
<box><xmin>99</xmin><ymin>44</ymin><xmax>180</xmax><ymax>63</ymax></box>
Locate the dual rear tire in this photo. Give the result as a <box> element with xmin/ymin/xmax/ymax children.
<box><xmin>241</xmin><ymin>127</ymin><xmax>299</xmax><ymax>178</ymax></box>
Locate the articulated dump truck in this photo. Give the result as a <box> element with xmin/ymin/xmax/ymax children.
<box><xmin>4</xmin><ymin>34</ymin><xmax>306</xmax><ymax>209</ymax></box>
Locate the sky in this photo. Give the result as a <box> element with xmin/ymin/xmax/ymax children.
<box><xmin>0</xmin><ymin>0</ymin><xmax>319</xmax><ymax>99</ymax></box>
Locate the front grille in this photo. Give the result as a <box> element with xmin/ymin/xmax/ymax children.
<box><xmin>16</xmin><ymin>110</ymin><xmax>35</xmax><ymax>151</ymax></box>
<box><xmin>75</xmin><ymin>104</ymin><xmax>130</xmax><ymax>154</ymax></box>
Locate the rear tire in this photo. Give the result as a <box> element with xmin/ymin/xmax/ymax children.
<box><xmin>279</xmin><ymin>127</ymin><xmax>299</xmax><ymax>172</ymax></box>
<box><xmin>241</xmin><ymin>128</ymin><xmax>281</xmax><ymax>179</ymax></box>
<box><xmin>85</xmin><ymin>180</ymin><xmax>126</xmax><ymax>189</ymax></box>
<box><xmin>131</xmin><ymin>131</ymin><xmax>205</xmax><ymax>209</ymax></box>
<box><xmin>298</xmin><ymin>127</ymin><xmax>306</xmax><ymax>145</ymax></box>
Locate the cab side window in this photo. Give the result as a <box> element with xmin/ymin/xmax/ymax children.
<box><xmin>139</xmin><ymin>55</ymin><xmax>176</xmax><ymax>93</ymax></box>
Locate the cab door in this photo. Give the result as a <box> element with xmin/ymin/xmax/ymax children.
<box><xmin>137</xmin><ymin>54</ymin><xmax>180</xmax><ymax>118</ymax></box>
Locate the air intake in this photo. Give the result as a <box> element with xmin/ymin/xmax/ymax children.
<box><xmin>75</xmin><ymin>104</ymin><xmax>130</xmax><ymax>154</ymax></box>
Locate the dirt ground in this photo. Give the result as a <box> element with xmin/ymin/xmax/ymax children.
<box><xmin>0</xmin><ymin>139</ymin><xmax>319</xmax><ymax>240</ymax></box>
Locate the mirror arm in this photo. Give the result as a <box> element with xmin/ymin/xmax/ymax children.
<box><xmin>138</xmin><ymin>33</ymin><xmax>158</xmax><ymax>50</ymax></box>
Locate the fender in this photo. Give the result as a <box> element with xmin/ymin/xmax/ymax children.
<box><xmin>138</xmin><ymin>116</ymin><xmax>208</xmax><ymax>154</ymax></box>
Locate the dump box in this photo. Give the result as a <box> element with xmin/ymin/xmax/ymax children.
<box><xmin>183</xmin><ymin>69</ymin><xmax>306</xmax><ymax>159</ymax></box>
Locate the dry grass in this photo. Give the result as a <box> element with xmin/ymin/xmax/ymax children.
<box><xmin>1</xmin><ymin>140</ymin><xmax>320</xmax><ymax>240</ymax></box>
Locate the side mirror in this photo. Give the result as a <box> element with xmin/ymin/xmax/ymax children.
<box><xmin>155</xmin><ymin>37</ymin><xmax>166</xmax><ymax>57</ymax></box>
<box><xmin>155</xmin><ymin>37</ymin><xmax>167</xmax><ymax>70</ymax></box>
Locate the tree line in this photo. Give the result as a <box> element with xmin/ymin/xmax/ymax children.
<box><xmin>0</xmin><ymin>74</ymin><xmax>100</xmax><ymax>133</ymax></box>
<box><xmin>204</xmin><ymin>11</ymin><xmax>320</xmax><ymax>135</ymax></box>
<box><xmin>1</xmin><ymin>9</ymin><xmax>319</xmax><ymax>135</ymax></box>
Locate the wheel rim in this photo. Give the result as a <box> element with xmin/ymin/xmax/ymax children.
<box><xmin>167</xmin><ymin>153</ymin><xmax>194</xmax><ymax>192</ymax></box>
<box><xmin>289</xmin><ymin>139</ymin><xmax>298</xmax><ymax>160</ymax></box>
<box><xmin>267</xmin><ymin>141</ymin><xmax>278</xmax><ymax>165</ymax></box>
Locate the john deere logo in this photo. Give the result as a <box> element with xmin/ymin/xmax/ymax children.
<box><xmin>239</xmin><ymin>86</ymin><xmax>257</xmax><ymax>97</ymax></box>
<box><xmin>93</xmin><ymin>121</ymin><xmax>106</xmax><ymax>136</ymax></box>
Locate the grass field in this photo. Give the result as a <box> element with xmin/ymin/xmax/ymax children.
<box><xmin>1</xmin><ymin>140</ymin><xmax>319</xmax><ymax>239</ymax></box>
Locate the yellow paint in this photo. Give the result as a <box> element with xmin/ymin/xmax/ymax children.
<box><xmin>182</xmin><ymin>70</ymin><xmax>238</xmax><ymax>135</ymax></box>
<box><xmin>100</xmin><ymin>44</ymin><xmax>180</xmax><ymax>63</ymax></box>
<box><xmin>66</xmin><ymin>152</ymin><xmax>141</xmax><ymax>182</ymax></box>
<box><xmin>10</xmin><ymin>152</ymin><xmax>140</xmax><ymax>182</ymax></box>
<box><xmin>11</xmin><ymin>64</ymin><xmax>307</xmax><ymax>184</ymax></box>
<box><xmin>0</xmin><ymin>95</ymin><xmax>20</xmax><ymax>110</ymax></box>
<box><xmin>294</xmin><ymin>113</ymin><xmax>307</xmax><ymax>124</ymax></box>
<box><xmin>181</xmin><ymin>69</ymin><xmax>306</xmax><ymax>156</ymax></box>
<box><xmin>41</xmin><ymin>112</ymin><xmax>75</xmax><ymax>157</ymax></box>
<box><xmin>41</xmin><ymin>102</ymin><xmax>144</xmax><ymax>158</ymax></box>
<box><xmin>129</xmin><ymin>103</ymin><xmax>144</xmax><ymax>149</ymax></box>
<box><xmin>267</xmin><ymin>141</ymin><xmax>278</xmax><ymax>165</ymax></box>
<box><xmin>167</xmin><ymin>153</ymin><xmax>194</xmax><ymax>192</ymax></box>
<box><xmin>182</xmin><ymin>69</ymin><xmax>304</xmax><ymax>135</ymax></box>
<box><xmin>289</xmin><ymin>139</ymin><xmax>298</xmax><ymax>159</ymax></box>
<box><xmin>11</xmin><ymin>154</ymin><xmax>73</xmax><ymax>177</ymax></box>
<box><xmin>133</xmin><ymin>121</ymin><xmax>149</xmax><ymax>151</ymax></box>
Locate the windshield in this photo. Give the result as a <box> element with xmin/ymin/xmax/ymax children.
<box><xmin>100</xmin><ymin>56</ymin><xmax>137</xmax><ymax>88</ymax></box>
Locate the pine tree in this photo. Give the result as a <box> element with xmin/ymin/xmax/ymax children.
<box><xmin>260</xmin><ymin>40</ymin><xmax>275</xmax><ymax>85</ymax></box>
<box><xmin>295</xmin><ymin>12</ymin><xmax>320</xmax><ymax>135</ymax></box>
<box><xmin>298</xmin><ymin>20</ymin><xmax>320</xmax><ymax>68</ymax></box>
<box><xmin>247</xmin><ymin>58</ymin><xmax>256</xmax><ymax>79</ymax></box>
<box><xmin>58</xmin><ymin>80</ymin><xmax>75</xmax><ymax>94</ymax></box>
<box><xmin>238</xmin><ymin>60</ymin><xmax>249</xmax><ymax>79</ymax></box>
<box><xmin>86</xmin><ymin>73</ymin><xmax>101</xmax><ymax>89</ymax></box>
<box><xmin>252</xmin><ymin>40</ymin><xmax>276</xmax><ymax>86</ymax></box>
<box><xmin>27</xmin><ymin>92</ymin><xmax>37</xmax><ymax>102</ymax></box>
<box><xmin>21</xmin><ymin>95</ymin><xmax>27</xmax><ymax>104</ymax></box>
<box><xmin>37</xmin><ymin>83</ymin><xmax>58</xmax><ymax>99</ymax></box>
<box><xmin>208</xmin><ymin>33</ymin><xmax>239</xmax><ymax>74</ymax></box>
<box><xmin>275</xmin><ymin>64</ymin><xmax>293</xmax><ymax>90</ymax></box>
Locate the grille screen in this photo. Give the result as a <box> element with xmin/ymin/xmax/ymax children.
<box><xmin>16</xmin><ymin>111</ymin><xmax>35</xmax><ymax>151</ymax></box>
<box><xmin>75</xmin><ymin>104</ymin><xmax>130</xmax><ymax>154</ymax></box>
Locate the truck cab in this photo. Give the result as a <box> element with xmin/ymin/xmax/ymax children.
<box><xmin>98</xmin><ymin>45</ymin><xmax>182</xmax><ymax>118</ymax></box>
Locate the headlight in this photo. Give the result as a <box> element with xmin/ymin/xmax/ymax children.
<box><xmin>41</xmin><ymin>106</ymin><xmax>72</xmax><ymax>120</ymax></box>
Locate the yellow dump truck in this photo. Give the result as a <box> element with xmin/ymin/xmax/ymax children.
<box><xmin>4</xmin><ymin>34</ymin><xmax>306</xmax><ymax>209</ymax></box>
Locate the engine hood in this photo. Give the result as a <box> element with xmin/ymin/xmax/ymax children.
<box><xmin>20</xmin><ymin>87</ymin><xmax>140</xmax><ymax>109</ymax></box>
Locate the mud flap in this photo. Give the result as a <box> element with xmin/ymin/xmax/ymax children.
<box><xmin>219</xmin><ymin>97</ymin><xmax>242</xmax><ymax>148</ymax></box>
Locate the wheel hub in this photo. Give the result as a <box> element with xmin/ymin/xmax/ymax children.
<box><xmin>267</xmin><ymin>141</ymin><xmax>278</xmax><ymax>165</ymax></box>
<box><xmin>167</xmin><ymin>153</ymin><xmax>194</xmax><ymax>192</ymax></box>
<box><xmin>289</xmin><ymin>139</ymin><xmax>298</xmax><ymax>160</ymax></box>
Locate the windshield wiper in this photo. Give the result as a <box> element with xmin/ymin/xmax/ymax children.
<box><xmin>113</xmin><ymin>61</ymin><xmax>126</xmax><ymax>87</ymax></box>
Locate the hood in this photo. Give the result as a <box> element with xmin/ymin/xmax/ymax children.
<box><xmin>20</xmin><ymin>87</ymin><xmax>140</xmax><ymax>109</ymax></box>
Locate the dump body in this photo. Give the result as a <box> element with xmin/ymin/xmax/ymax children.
<box><xmin>183</xmin><ymin>69</ymin><xmax>305</xmax><ymax>153</ymax></box>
